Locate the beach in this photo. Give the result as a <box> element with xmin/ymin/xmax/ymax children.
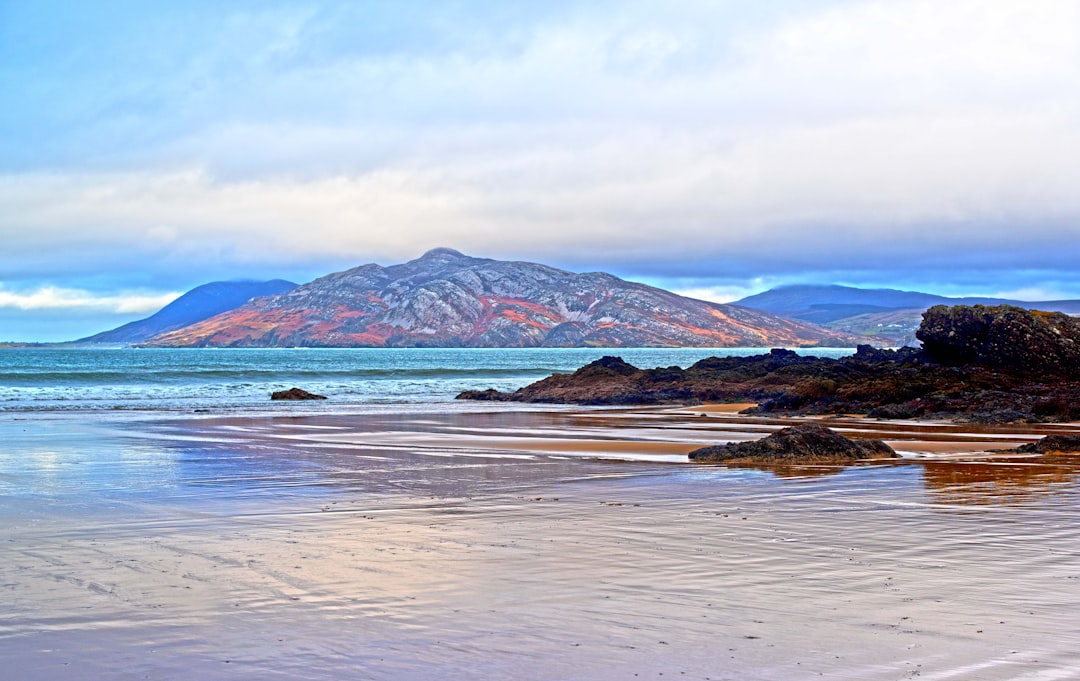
<box><xmin>4</xmin><ymin>406</ymin><xmax>1080</xmax><ymax>680</ymax></box>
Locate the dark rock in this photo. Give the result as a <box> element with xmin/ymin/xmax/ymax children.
<box><xmin>271</xmin><ymin>387</ymin><xmax>327</xmax><ymax>401</ymax></box>
<box><xmin>866</xmin><ymin>402</ymin><xmax>919</xmax><ymax>419</ymax></box>
<box><xmin>579</xmin><ymin>356</ymin><xmax>640</xmax><ymax>378</ymax></box>
<box><xmin>457</xmin><ymin>304</ymin><xmax>1080</xmax><ymax>423</ymax></box>
<box><xmin>957</xmin><ymin>409</ymin><xmax>1035</xmax><ymax>425</ymax></box>
<box><xmin>688</xmin><ymin>424</ymin><xmax>898</xmax><ymax>464</ymax></box>
<box><xmin>455</xmin><ymin>388</ymin><xmax>513</xmax><ymax>401</ymax></box>
<box><xmin>1032</xmin><ymin>398</ymin><xmax>1080</xmax><ymax>421</ymax></box>
<box><xmin>1014</xmin><ymin>435</ymin><xmax>1080</xmax><ymax>454</ymax></box>
<box><xmin>917</xmin><ymin>304</ymin><xmax>1080</xmax><ymax>377</ymax></box>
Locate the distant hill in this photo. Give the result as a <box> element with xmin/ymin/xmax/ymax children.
<box><xmin>76</xmin><ymin>280</ymin><xmax>298</xmax><ymax>344</ymax></box>
<box><xmin>144</xmin><ymin>249</ymin><xmax>864</xmax><ymax>348</ymax></box>
<box><xmin>735</xmin><ymin>284</ymin><xmax>1080</xmax><ymax>345</ymax></box>
<box><xmin>734</xmin><ymin>285</ymin><xmax>1019</xmax><ymax>323</ymax></box>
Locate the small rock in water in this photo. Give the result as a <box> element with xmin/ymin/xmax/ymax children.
<box><xmin>688</xmin><ymin>423</ymin><xmax>897</xmax><ymax>464</ymax></box>
<box><xmin>270</xmin><ymin>387</ymin><xmax>327</xmax><ymax>401</ymax></box>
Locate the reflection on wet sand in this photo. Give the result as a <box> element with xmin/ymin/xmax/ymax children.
<box><xmin>4</xmin><ymin>408</ymin><xmax>1080</xmax><ymax>680</ymax></box>
<box><xmin>179</xmin><ymin>406</ymin><xmax>1080</xmax><ymax>505</ymax></box>
<box><xmin>922</xmin><ymin>456</ymin><xmax>1080</xmax><ymax>505</ymax></box>
<box><xmin>718</xmin><ymin>460</ymin><xmax>902</xmax><ymax>479</ymax></box>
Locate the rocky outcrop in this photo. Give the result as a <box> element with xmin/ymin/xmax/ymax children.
<box><xmin>916</xmin><ymin>305</ymin><xmax>1080</xmax><ymax>377</ymax></box>
<box><xmin>143</xmin><ymin>248</ymin><xmax>864</xmax><ymax>348</ymax></box>
<box><xmin>459</xmin><ymin>346</ymin><xmax>929</xmax><ymax>408</ymax></box>
<box><xmin>1014</xmin><ymin>435</ymin><xmax>1080</xmax><ymax>454</ymax></box>
<box><xmin>688</xmin><ymin>424</ymin><xmax>897</xmax><ymax>464</ymax></box>
<box><xmin>459</xmin><ymin>305</ymin><xmax>1080</xmax><ymax>423</ymax></box>
<box><xmin>271</xmin><ymin>387</ymin><xmax>327</xmax><ymax>400</ymax></box>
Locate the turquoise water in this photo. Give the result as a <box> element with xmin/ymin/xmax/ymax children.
<box><xmin>0</xmin><ymin>346</ymin><xmax>855</xmax><ymax>415</ymax></box>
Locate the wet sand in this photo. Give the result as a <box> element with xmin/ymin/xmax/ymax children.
<box><xmin>2</xmin><ymin>407</ymin><xmax>1080</xmax><ymax>679</ymax></box>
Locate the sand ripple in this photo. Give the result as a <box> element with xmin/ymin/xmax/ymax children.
<box><xmin>2</xmin><ymin>409</ymin><xmax>1079</xmax><ymax>679</ymax></box>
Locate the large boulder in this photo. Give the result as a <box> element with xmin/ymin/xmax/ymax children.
<box><xmin>1015</xmin><ymin>435</ymin><xmax>1080</xmax><ymax>454</ymax></box>
<box><xmin>917</xmin><ymin>305</ymin><xmax>1080</xmax><ymax>377</ymax></box>
<box><xmin>688</xmin><ymin>423</ymin><xmax>897</xmax><ymax>464</ymax></box>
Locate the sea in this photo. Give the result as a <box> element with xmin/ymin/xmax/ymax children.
<box><xmin>0</xmin><ymin>346</ymin><xmax>856</xmax><ymax>417</ymax></box>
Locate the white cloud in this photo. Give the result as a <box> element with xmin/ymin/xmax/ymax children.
<box><xmin>1</xmin><ymin>0</ymin><xmax>1078</xmax><ymax>286</ymax></box>
<box><xmin>669</xmin><ymin>286</ymin><xmax>764</xmax><ymax>305</ymax></box>
<box><xmin>4</xmin><ymin>97</ymin><xmax>1078</xmax><ymax>276</ymax></box>
<box><xmin>0</xmin><ymin>286</ymin><xmax>179</xmax><ymax>314</ymax></box>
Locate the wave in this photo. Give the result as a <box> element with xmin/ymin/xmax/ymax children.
<box><xmin>0</xmin><ymin>347</ymin><xmax>855</xmax><ymax>414</ymax></box>
<box><xmin>0</xmin><ymin>367</ymin><xmax>563</xmax><ymax>385</ymax></box>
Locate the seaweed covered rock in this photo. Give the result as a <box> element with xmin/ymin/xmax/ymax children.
<box><xmin>688</xmin><ymin>424</ymin><xmax>898</xmax><ymax>464</ymax></box>
<box><xmin>456</xmin><ymin>388</ymin><xmax>514</xmax><ymax>402</ymax></box>
<box><xmin>576</xmin><ymin>355</ymin><xmax>639</xmax><ymax>378</ymax></box>
<box><xmin>271</xmin><ymin>387</ymin><xmax>327</xmax><ymax>400</ymax></box>
<box><xmin>459</xmin><ymin>355</ymin><xmax>697</xmax><ymax>405</ymax></box>
<box><xmin>1014</xmin><ymin>435</ymin><xmax>1080</xmax><ymax>454</ymax></box>
<box><xmin>917</xmin><ymin>305</ymin><xmax>1080</xmax><ymax>377</ymax></box>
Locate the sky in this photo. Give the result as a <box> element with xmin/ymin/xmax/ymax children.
<box><xmin>1</xmin><ymin>0</ymin><xmax>1079</xmax><ymax>341</ymax></box>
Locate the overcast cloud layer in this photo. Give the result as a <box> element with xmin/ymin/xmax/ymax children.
<box><xmin>2</xmin><ymin>0</ymin><xmax>1079</xmax><ymax>340</ymax></box>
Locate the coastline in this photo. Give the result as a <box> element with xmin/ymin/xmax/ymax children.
<box><xmin>4</xmin><ymin>405</ymin><xmax>1080</xmax><ymax>679</ymax></box>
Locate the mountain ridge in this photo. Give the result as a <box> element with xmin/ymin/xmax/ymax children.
<box><xmin>144</xmin><ymin>249</ymin><xmax>864</xmax><ymax>348</ymax></box>
<box><xmin>734</xmin><ymin>284</ymin><xmax>1080</xmax><ymax>345</ymax></box>
<box><xmin>735</xmin><ymin>284</ymin><xmax>1080</xmax><ymax>322</ymax></box>
<box><xmin>76</xmin><ymin>279</ymin><xmax>298</xmax><ymax>344</ymax></box>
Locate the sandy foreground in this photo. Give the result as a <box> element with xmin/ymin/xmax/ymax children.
<box><xmin>2</xmin><ymin>406</ymin><xmax>1080</xmax><ymax>680</ymax></box>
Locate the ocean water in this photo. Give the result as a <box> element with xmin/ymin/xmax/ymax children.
<box><xmin>0</xmin><ymin>346</ymin><xmax>855</xmax><ymax>416</ymax></box>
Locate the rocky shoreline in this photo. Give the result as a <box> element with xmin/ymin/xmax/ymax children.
<box><xmin>458</xmin><ymin>305</ymin><xmax>1080</xmax><ymax>424</ymax></box>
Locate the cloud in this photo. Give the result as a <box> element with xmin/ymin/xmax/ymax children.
<box><xmin>668</xmin><ymin>286</ymin><xmax>768</xmax><ymax>305</ymax></box>
<box><xmin>0</xmin><ymin>0</ymin><xmax>1078</xmax><ymax>293</ymax></box>
<box><xmin>0</xmin><ymin>285</ymin><xmax>179</xmax><ymax>314</ymax></box>
<box><xmin>4</xmin><ymin>99</ymin><xmax>1078</xmax><ymax>280</ymax></box>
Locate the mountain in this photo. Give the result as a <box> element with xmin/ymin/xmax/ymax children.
<box><xmin>144</xmin><ymin>249</ymin><xmax>863</xmax><ymax>348</ymax></box>
<box><xmin>77</xmin><ymin>280</ymin><xmax>299</xmax><ymax>344</ymax></box>
<box><xmin>734</xmin><ymin>284</ymin><xmax>1080</xmax><ymax>346</ymax></box>
<box><xmin>735</xmin><ymin>285</ymin><xmax>1010</xmax><ymax>323</ymax></box>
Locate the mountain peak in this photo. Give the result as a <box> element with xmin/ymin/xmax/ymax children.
<box><xmin>418</xmin><ymin>247</ymin><xmax>468</xmax><ymax>261</ymax></box>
